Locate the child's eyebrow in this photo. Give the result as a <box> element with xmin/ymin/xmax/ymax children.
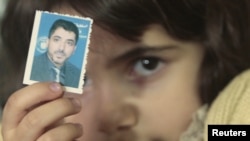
<box><xmin>109</xmin><ymin>45</ymin><xmax>177</xmax><ymax>66</ymax></box>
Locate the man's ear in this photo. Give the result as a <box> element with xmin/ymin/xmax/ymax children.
<box><xmin>75</xmin><ymin>45</ymin><xmax>77</xmax><ymax>51</ymax></box>
<box><xmin>72</xmin><ymin>45</ymin><xmax>77</xmax><ymax>54</ymax></box>
<box><xmin>44</xmin><ymin>38</ymin><xmax>49</xmax><ymax>49</ymax></box>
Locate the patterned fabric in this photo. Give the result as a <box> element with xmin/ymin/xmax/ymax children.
<box><xmin>180</xmin><ymin>105</ymin><xmax>207</xmax><ymax>141</ymax></box>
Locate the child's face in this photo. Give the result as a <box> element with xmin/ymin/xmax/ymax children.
<box><xmin>56</xmin><ymin>4</ymin><xmax>204</xmax><ymax>141</ymax></box>
<box><xmin>64</xmin><ymin>23</ymin><xmax>204</xmax><ymax>141</ymax></box>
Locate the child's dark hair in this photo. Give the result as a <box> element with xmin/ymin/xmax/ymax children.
<box><xmin>1</xmin><ymin>0</ymin><xmax>250</xmax><ymax>108</ymax></box>
<box><xmin>70</xmin><ymin>0</ymin><xmax>250</xmax><ymax>104</ymax></box>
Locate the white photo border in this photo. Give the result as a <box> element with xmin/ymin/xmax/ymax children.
<box><xmin>23</xmin><ymin>10</ymin><xmax>93</xmax><ymax>94</ymax></box>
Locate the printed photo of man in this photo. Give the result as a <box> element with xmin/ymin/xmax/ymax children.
<box><xmin>30</xmin><ymin>19</ymin><xmax>80</xmax><ymax>88</ymax></box>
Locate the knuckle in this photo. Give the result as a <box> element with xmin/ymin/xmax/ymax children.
<box><xmin>2</xmin><ymin>132</ymin><xmax>22</xmax><ymax>141</ymax></box>
<box><xmin>2</xmin><ymin>133</ymin><xmax>13</xmax><ymax>141</ymax></box>
<box><xmin>24</xmin><ymin>112</ymin><xmax>42</xmax><ymax>129</ymax></box>
<box><xmin>5</xmin><ymin>94</ymin><xmax>21</xmax><ymax>110</ymax></box>
<box><xmin>38</xmin><ymin>135</ymin><xmax>54</xmax><ymax>141</ymax></box>
<box><xmin>72</xmin><ymin>124</ymin><xmax>83</xmax><ymax>137</ymax></box>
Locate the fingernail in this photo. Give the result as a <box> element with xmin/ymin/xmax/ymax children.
<box><xmin>75</xmin><ymin>123</ymin><xmax>83</xmax><ymax>130</ymax></box>
<box><xmin>70</xmin><ymin>98</ymin><xmax>82</xmax><ymax>110</ymax></box>
<box><xmin>49</xmin><ymin>82</ymin><xmax>61</xmax><ymax>92</ymax></box>
<box><xmin>75</xmin><ymin>123</ymin><xmax>83</xmax><ymax>135</ymax></box>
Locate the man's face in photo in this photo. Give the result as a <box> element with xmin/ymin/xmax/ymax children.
<box><xmin>47</xmin><ymin>27</ymin><xmax>76</xmax><ymax>67</ymax></box>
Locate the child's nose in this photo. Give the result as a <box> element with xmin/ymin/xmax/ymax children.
<box><xmin>99</xmin><ymin>103</ymin><xmax>138</xmax><ymax>134</ymax></box>
<box><xmin>95</xmin><ymin>81</ymin><xmax>138</xmax><ymax>134</ymax></box>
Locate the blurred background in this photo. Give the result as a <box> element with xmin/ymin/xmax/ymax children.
<box><xmin>0</xmin><ymin>0</ymin><xmax>6</xmax><ymax>42</ymax></box>
<box><xmin>0</xmin><ymin>0</ymin><xmax>6</xmax><ymax>25</ymax></box>
<box><xmin>0</xmin><ymin>0</ymin><xmax>7</xmax><ymax>117</ymax></box>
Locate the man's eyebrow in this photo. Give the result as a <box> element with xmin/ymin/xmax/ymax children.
<box><xmin>110</xmin><ymin>45</ymin><xmax>177</xmax><ymax>65</ymax></box>
<box><xmin>66</xmin><ymin>39</ymin><xmax>75</xmax><ymax>42</ymax></box>
<box><xmin>52</xmin><ymin>35</ymin><xmax>75</xmax><ymax>42</ymax></box>
<box><xmin>52</xmin><ymin>35</ymin><xmax>61</xmax><ymax>38</ymax></box>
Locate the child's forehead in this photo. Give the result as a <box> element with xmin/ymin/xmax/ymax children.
<box><xmin>89</xmin><ymin>25</ymin><xmax>138</xmax><ymax>55</ymax></box>
<box><xmin>88</xmin><ymin>24</ymin><xmax>181</xmax><ymax>58</ymax></box>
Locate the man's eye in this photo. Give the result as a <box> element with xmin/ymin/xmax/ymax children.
<box><xmin>66</xmin><ymin>41</ymin><xmax>75</xmax><ymax>46</ymax></box>
<box><xmin>131</xmin><ymin>57</ymin><xmax>164</xmax><ymax>77</ymax></box>
<box><xmin>53</xmin><ymin>38</ymin><xmax>60</xmax><ymax>42</ymax></box>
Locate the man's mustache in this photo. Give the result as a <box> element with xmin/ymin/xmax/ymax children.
<box><xmin>54</xmin><ymin>50</ymin><xmax>66</xmax><ymax>56</ymax></box>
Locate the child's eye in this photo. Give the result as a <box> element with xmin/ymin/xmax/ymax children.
<box><xmin>131</xmin><ymin>57</ymin><xmax>164</xmax><ymax>77</ymax></box>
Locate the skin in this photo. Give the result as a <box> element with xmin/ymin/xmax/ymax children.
<box><xmin>47</xmin><ymin>27</ymin><xmax>76</xmax><ymax>68</ymax></box>
<box><xmin>1</xmin><ymin>7</ymin><xmax>204</xmax><ymax>141</ymax></box>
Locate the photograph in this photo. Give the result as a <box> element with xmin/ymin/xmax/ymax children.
<box><xmin>23</xmin><ymin>11</ymin><xmax>93</xmax><ymax>94</ymax></box>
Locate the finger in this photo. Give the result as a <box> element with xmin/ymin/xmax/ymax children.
<box><xmin>16</xmin><ymin>97</ymin><xmax>81</xmax><ymax>140</ymax></box>
<box><xmin>2</xmin><ymin>82</ymin><xmax>63</xmax><ymax>132</ymax></box>
<box><xmin>37</xmin><ymin>123</ymin><xmax>83</xmax><ymax>141</ymax></box>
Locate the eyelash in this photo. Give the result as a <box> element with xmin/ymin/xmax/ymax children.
<box><xmin>82</xmin><ymin>56</ymin><xmax>166</xmax><ymax>88</ymax></box>
<box><xmin>127</xmin><ymin>56</ymin><xmax>165</xmax><ymax>81</ymax></box>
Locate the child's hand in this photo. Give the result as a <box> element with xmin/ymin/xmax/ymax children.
<box><xmin>1</xmin><ymin>82</ymin><xmax>83</xmax><ymax>141</ymax></box>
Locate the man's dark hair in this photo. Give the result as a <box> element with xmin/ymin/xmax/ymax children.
<box><xmin>49</xmin><ymin>19</ymin><xmax>79</xmax><ymax>44</ymax></box>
